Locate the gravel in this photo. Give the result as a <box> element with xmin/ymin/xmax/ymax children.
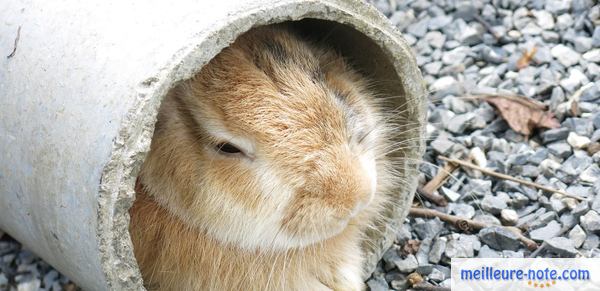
<box><xmin>2</xmin><ymin>1</ymin><xmax>600</xmax><ymax>290</ymax></box>
<box><xmin>367</xmin><ymin>0</ymin><xmax>600</xmax><ymax>289</ymax></box>
<box><xmin>0</xmin><ymin>235</ymin><xmax>75</xmax><ymax>291</ymax></box>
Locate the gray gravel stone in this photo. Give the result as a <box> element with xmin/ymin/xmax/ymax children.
<box><xmin>481</xmin><ymin>195</ymin><xmax>508</xmax><ymax>215</ymax></box>
<box><xmin>413</xmin><ymin>218</ymin><xmax>445</xmax><ymax>240</ymax></box>
<box><xmin>464</xmin><ymin>179</ymin><xmax>492</xmax><ymax>198</ymax></box>
<box><xmin>572</xmin><ymin>0</ymin><xmax>594</xmax><ymax>12</ymax></box>
<box><xmin>541</xmin><ymin>127</ymin><xmax>570</xmax><ymax>144</ymax></box>
<box><xmin>382</xmin><ymin>247</ymin><xmax>401</xmax><ymax>271</ymax></box>
<box><xmin>546</xmin><ymin>0</ymin><xmax>572</xmax><ymax>15</ymax></box>
<box><xmin>474</xmin><ymin>213</ymin><xmax>502</xmax><ymax>226</ymax></box>
<box><xmin>529</xmin><ymin>148</ymin><xmax>549</xmax><ymax>165</ymax></box>
<box><xmin>446</xmin><ymin>112</ymin><xmax>476</xmax><ymax>134</ymax></box>
<box><xmin>547</xmin><ymin>141</ymin><xmax>573</xmax><ymax>159</ymax></box>
<box><xmin>479</xmin><ymin>226</ymin><xmax>521</xmax><ymax>251</ymax></box>
<box><xmin>560</xmin><ymin>68</ymin><xmax>589</xmax><ymax>92</ymax></box>
<box><xmin>366</xmin><ymin>276</ymin><xmax>389</xmax><ymax>291</ymax></box>
<box><xmin>445</xmin><ymin>236</ymin><xmax>474</xmax><ymax>258</ymax></box>
<box><xmin>431</xmin><ymin>137</ymin><xmax>455</xmax><ymax>155</ymax></box>
<box><xmin>580</xmin><ymin>211</ymin><xmax>600</xmax><ymax>234</ymax></box>
<box><xmin>520</xmin><ymin>211</ymin><xmax>555</xmax><ymax>229</ymax></box>
<box><xmin>429</xmin><ymin>237</ymin><xmax>447</xmax><ymax>264</ymax></box>
<box><xmin>428</xmin><ymin>15</ymin><xmax>453</xmax><ymax>31</ymax></box>
<box><xmin>567</xmin><ymin>132</ymin><xmax>591</xmax><ymax>149</ymax></box>
<box><xmin>530</xmin><ymin>220</ymin><xmax>562</xmax><ymax>241</ymax></box>
<box><xmin>441</xmin><ymin>187</ymin><xmax>462</xmax><ymax>202</ymax></box>
<box><xmin>16</xmin><ymin>279</ymin><xmax>41</xmax><ymax>291</ymax></box>
<box><xmin>448</xmin><ymin>203</ymin><xmax>475</xmax><ymax>219</ymax></box>
<box><xmin>583</xmin><ymin>234</ymin><xmax>600</xmax><ymax>250</ymax></box>
<box><xmin>0</xmin><ymin>274</ymin><xmax>7</xmax><ymax>287</ymax></box>
<box><xmin>593</xmin><ymin>113</ymin><xmax>600</xmax><ymax>129</ymax></box>
<box><xmin>583</xmin><ymin>49</ymin><xmax>600</xmax><ymax>63</ymax></box>
<box><xmin>387</xmin><ymin>272</ymin><xmax>408</xmax><ymax>290</ymax></box>
<box><xmin>407</xmin><ymin>17</ymin><xmax>430</xmax><ymax>38</ymax></box>
<box><xmin>574</xmin><ymin>36</ymin><xmax>593</xmax><ymax>53</ymax></box>
<box><xmin>563</xmin><ymin>117</ymin><xmax>595</xmax><ymax>137</ymax></box>
<box><xmin>592</xmin><ymin>26</ymin><xmax>600</xmax><ymax>47</ymax></box>
<box><xmin>573</xmin><ymin>201</ymin><xmax>591</xmax><ymax>217</ymax></box>
<box><xmin>441</xmin><ymin>46</ymin><xmax>470</xmax><ymax>65</ymax></box>
<box><xmin>545</xmin><ymin>237</ymin><xmax>578</xmax><ymax>257</ymax></box>
<box><xmin>478</xmin><ymin>245</ymin><xmax>501</xmax><ymax>258</ymax></box>
<box><xmin>592</xmin><ymin>195</ymin><xmax>600</xmax><ymax>213</ymax></box>
<box><xmin>551</xmin><ymin>44</ymin><xmax>581</xmax><ymax>67</ymax></box>
<box><xmin>569</xmin><ymin>224</ymin><xmax>587</xmax><ymax>248</ymax></box>
<box><xmin>428</xmin><ymin>268</ymin><xmax>446</xmax><ymax>282</ymax></box>
<box><xmin>424</xmin><ymin>61</ymin><xmax>443</xmax><ymax>75</ymax></box>
<box><xmin>533</xmin><ymin>10</ymin><xmax>555</xmax><ymax>30</ymax></box>
<box><xmin>556</xmin><ymin>14</ymin><xmax>574</xmax><ymax>30</ymax></box>
<box><xmin>394</xmin><ymin>254</ymin><xmax>418</xmax><ymax>273</ymax></box>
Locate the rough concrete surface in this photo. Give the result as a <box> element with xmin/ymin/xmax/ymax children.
<box><xmin>0</xmin><ymin>0</ymin><xmax>424</xmax><ymax>289</ymax></box>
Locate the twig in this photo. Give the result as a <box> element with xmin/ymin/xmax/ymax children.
<box><xmin>419</xmin><ymin>160</ymin><xmax>461</xmax><ymax>206</ymax></box>
<box><xmin>417</xmin><ymin>186</ymin><xmax>448</xmax><ymax>207</ymax></box>
<box><xmin>410</xmin><ymin>207</ymin><xmax>488</xmax><ymax>231</ymax></box>
<box><xmin>516</xmin><ymin>46</ymin><xmax>537</xmax><ymax>70</ymax></box>
<box><xmin>505</xmin><ymin>226</ymin><xmax>539</xmax><ymax>251</ymax></box>
<box><xmin>473</xmin><ymin>14</ymin><xmax>500</xmax><ymax>40</ymax></box>
<box><xmin>528</xmin><ymin>242</ymin><xmax>546</xmax><ymax>258</ymax></box>
<box><xmin>413</xmin><ymin>282</ymin><xmax>451</xmax><ymax>291</ymax></box>
<box><xmin>409</xmin><ymin>207</ymin><xmax>538</xmax><ymax>251</ymax></box>
<box><xmin>438</xmin><ymin>156</ymin><xmax>586</xmax><ymax>201</ymax></box>
<box><xmin>7</xmin><ymin>26</ymin><xmax>21</xmax><ymax>59</ymax></box>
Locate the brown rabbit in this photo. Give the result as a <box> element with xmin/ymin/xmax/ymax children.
<box><xmin>129</xmin><ymin>25</ymin><xmax>397</xmax><ymax>291</ymax></box>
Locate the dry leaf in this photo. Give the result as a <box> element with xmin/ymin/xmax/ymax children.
<box><xmin>407</xmin><ymin>272</ymin><xmax>424</xmax><ymax>286</ymax></box>
<box><xmin>516</xmin><ymin>46</ymin><xmax>537</xmax><ymax>70</ymax></box>
<box><xmin>401</xmin><ymin>239</ymin><xmax>421</xmax><ymax>256</ymax></box>
<box><xmin>484</xmin><ymin>95</ymin><xmax>560</xmax><ymax>136</ymax></box>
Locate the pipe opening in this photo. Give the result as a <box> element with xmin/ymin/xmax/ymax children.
<box><xmin>128</xmin><ymin>19</ymin><xmax>416</xmax><ymax>288</ymax></box>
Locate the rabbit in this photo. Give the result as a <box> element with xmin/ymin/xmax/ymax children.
<box><xmin>129</xmin><ymin>25</ymin><xmax>398</xmax><ymax>291</ymax></box>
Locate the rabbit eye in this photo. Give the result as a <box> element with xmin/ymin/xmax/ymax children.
<box><xmin>215</xmin><ymin>142</ymin><xmax>242</xmax><ymax>154</ymax></box>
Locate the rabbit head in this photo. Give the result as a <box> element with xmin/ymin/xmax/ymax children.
<box><xmin>138</xmin><ymin>27</ymin><xmax>392</xmax><ymax>252</ymax></box>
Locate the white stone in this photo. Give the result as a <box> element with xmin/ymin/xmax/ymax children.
<box><xmin>540</xmin><ymin>158</ymin><xmax>562</xmax><ymax>172</ymax></box>
<box><xmin>567</xmin><ymin>132</ymin><xmax>591</xmax><ymax>149</ymax></box>
<box><xmin>551</xmin><ymin>44</ymin><xmax>581</xmax><ymax>67</ymax></box>
<box><xmin>569</xmin><ymin>224</ymin><xmax>587</xmax><ymax>248</ymax></box>
<box><xmin>583</xmin><ymin>49</ymin><xmax>600</xmax><ymax>63</ymax></box>
<box><xmin>533</xmin><ymin>10</ymin><xmax>555</xmax><ymax>30</ymax></box>
<box><xmin>17</xmin><ymin>279</ymin><xmax>41</xmax><ymax>291</ymax></box>
<box><xmin>430</xmin><ymin>76</ymin><xmax>457</xmax><ymax>92</ymax></box>
<box><xmin>500</xmin><ymin>209</ymin><xmax>519</xmax><ymax>226</ymax></box>
<box><xmin>425</xmin><ymin>31</ymin><xmax>446</xmax><ymax>49</ymax></box>
<box><xmin>556</xmin><ymin>14</ymin><xmax>574</xmax><ymax>30</ymax></box>
<box><xmin>441</xmin><ymin>187</ymin><xmax>461</xmax><ymax>202</ymax></box>
<box><xmin>560</xmin><ymin>69</ymin><xmax>589</xmax><ymax>92</ymax></box>
<box><xmin>580</xmin><ymin>164</ymin><xmax>600</xmax><ymax>183</ymax></box>
<box><xmin>469</xmin><ymin>147</ymin><xmax>487</xmax><ymax>168</ymax></box>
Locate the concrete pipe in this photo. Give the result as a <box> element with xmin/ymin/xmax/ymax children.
<box><xmin>0</xmin><ymin>0</ymin><xmax>426</xmax><ymax>289</ymax></box>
